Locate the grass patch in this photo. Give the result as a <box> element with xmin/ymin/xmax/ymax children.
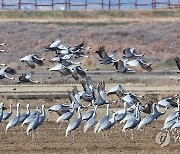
<box><xmin>95</xmin><ymin>10</ymin><xmax>134</xmax><ymax>18</ymax></box>
<box><xmin>30</xmin><ymin>21</ymin><xmax>130</xmax><ymax>27</ymax></box>
<box><xmin>0</xmin><ymin>9</ymin><xmax>179</xmax><ymax>20</ymax></box>
<box><xmin>152</xmin><ymin>9</ymin><xmax>180</xmax><ymax>17</ymax></box>
<box><xmin>163</xmin><ymin>60</ymin><xmax>177</xmax><ymax>68</ymax></box>
<box><xmin>154</xmin><ymin>60</ymin><xmax>177</xmax><ymax>69</ymax></box>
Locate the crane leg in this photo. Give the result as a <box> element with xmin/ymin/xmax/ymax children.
<box><xmin>72</xmin><ymin>131</ymin><xmax>75</xmax><ymax>142</ymax></box>
<box><xmin>29</xmin><ymin>130</ymin><xmax>32</xmax><ymax>137</ymax></box>
<box><xmin>58</xmin><ymin>122</ymin><xmax>63</xmax><ymax>130</ymax></box>
<box><xmin>109</xmin><ymin>73</ymin><xmax>117</xmax><ymax>80</ymax></box>
<box><xmin>124</xmin><ymin>131</ymin><xmax>128</xmax><ymax>140</ymax></box>
<box><xmin>147</xmin><ymin>125</ymin><xmax>149</xmax><ymax>132</ymax></box>
<box><xmin>131</xmin><ymin>129</ymin><xmax>134</xmax><ymax>141</ymax></box>
<box><xmin>31</xmin><ymin>131</ymin><xmax>36</xmax><ymax>141</ymax></box>
<box><xmin>105</xmin><ymin>131</ymin><xmax>108</xmax><ymax>141</ymax></box>
<box><xmin>101</xmin><ymin>131</ymin><xmax>105</xmax><ymax>139</ymax></box>
<box><xmin>1</xmin><ymin>123</ymin><xmax>5</xmax><ymax>129</ymax></box>
<box><xmin>20</xmin><ymin>125</ymin><xmax>24</xmax><ymax>134</ymax></box>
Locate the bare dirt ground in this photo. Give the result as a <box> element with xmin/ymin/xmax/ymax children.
<box><xmin>0</xmin><ymin>98</ymin><xmax>180</xmax><ymax>154</ymax></box>
<box><xmin>0</xmin><ymin>10</ymin><xmax>180</xmax><ymax>153</ymax></box>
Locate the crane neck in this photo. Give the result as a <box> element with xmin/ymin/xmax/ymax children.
<box><xmin>36</xmin><ymin>110</ymin><xmax>40</xmax><ymax>118</ymax></box>
<box><xmin>124</xmin><ymin>103</ymin><xmax>128</xmax><ymax>114</ymax></box>
<box><xmin>0</xmin><ymin>106</ymin><xmax>3</xmax><ymax>118</ymax></box>
<box><xmin>34</xmin><ymin>110</ymin><xmax>40</xmax><ymax>123</ymax></box>
<box><xmin>161</xmin><ymin>107</ymin><xmax>168</xmax><ymax>115</ymax></box>
<box><xmin>93</xmin><ymin>106</ymin><xmax>97</xmax><ymax>117</ymax></box>
<box><xmin>152</xmin><ymin>104</ymin><xmax>156</xmax><ymax>115</ymax></box>
<box><xmin>135</xmin><ymin>105</ymin><xmax>139</xmax><ymax>119</ymax></box>
<box><xmin>106</xmin><ymin>104</ymin><xmax>109</xmax><ymax>116</ymax></box>
<box><xmin>16</xmin><ymin>104</ymin><xmax>20</xmax><ymax>116</ymax></box>
<box><xmin>123</xmin><ymin>58</ymin><xmax>128</xmax><ymax>66</ymax></box>
<box><xmin>9</xmin><ymin>104</ymin><xmax>12</xmax><ymax>113</ymax></box>
<box><xmin>176</xmin><ymin>115</ymin><xmax>180</xmax><ymax>122</ymax></box>
<box><xmin>112</xmin><ymin>114</ymin><xmax>117</xmax><ymax>124</ymax></box>
<box><xmin>42</xmin><ymin>106</ymin><xmax>45</xmax><ymax>116</ymax></box>
<box><xmin>134</xmin><ymin>105</ymin><xmax>141</xmax><ymax>123</ymax></box>
<box><xmin>78</xmin><ymin>108</ymin><xmax>82</xmax><ymax>119</ymax></box>
<box><xmin>177</xmin><ymin>103</ymin><xmax>180</xmax><ymax>112</ymax></box>
<box><xmin>27</xmin><ymin>105</ymin><xmax>30</xmax><ymax>115</ymax></box>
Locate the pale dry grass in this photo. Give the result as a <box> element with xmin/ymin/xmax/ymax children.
<box><xmin>0</xmin><ymin>17</ymin><xmax>179</xmax><ymax>23</ymax></box>
<box><xmin>0</xmin><ymin>84</ymin><xmax>179</xmax><ymax>93</ymax></box>
<box><xmin>0</xmin><ymin>9</ymin><xmax>179</xmax><ymax>20</ymax></box>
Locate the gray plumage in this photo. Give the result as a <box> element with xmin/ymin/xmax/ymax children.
<box><xmin>137</xmin><ymin>104</ymin><xmax>157</xmax><ymax>130</ymax></box>
<box><xmin>19</xmin><ymin>104</ymin><xmax>30</xmax><ymax>123</ymax></box>
<box><xmin>170</xmin><ymin>112</ymin><xmax>180</xmax><ymax>131</ymax></box>
<box><xmin>93</xmin><ymin>81</ymin><xmax>109</xmax><ymax>106</ymax></box>
<box><xmin>79</xmin><ymin>76</ymin><xmax>94</xmax><ymax>102</ymax></box>
<box><xmin>66</xmin><ymin>107</ymin><xmax>82</xmax><ymax>137</ymax></box>
<box><xmin>158</xmin><ymin>94</ymin><xmax>179</xmax><ymax>108</ymax></box>
<box><xmin>27</xmin><ymin>109</ymin><xmax>40</xmax><ymax>136</ymax></box>
<box><xmin>56</xmin><ymin>106</ymin><xmax>75</xmax><ymax>123</ymax></box>
<box><xmin>122</xmin><ymin>104</ymin><xmax>141</xmax><ymax>132</ymax></box>
<box><xmin>3</xmin><ymin>104</ymin><xmax>12</xmax><ymax>121</ymax></box>
<box><xmin>20</xmin><ymin>54</ymin><xmax>44</xmax><ymax>68</ymax></box>
<box><xmin>0</xmin><ymin>103</ymin><xmax>4</xmax><ymax>123</ymax></box>
<box><xmin>49</xmin><ymin>64</ymin><xmax>72</xmax><ymax>76</ymax></box>
<box><xmin>162</xmin><ymin>118</ymin><xmax>177</xmax><ymax>130</ymax></box>
<box><xmin>114</xmin><ymin>102</ymin><xmax>128</xmax><ymax>122</ymax></box>
<box><xmin>17</xmin><ymin>73</ymin><xmax>39</xmax><ymax>84</ymax></box>
<box><xmin>154</xmin><ymin>104</ymin><xmax>168</xmax><ymax>119</ymax></box>
<box><xmin>38</xmin><ymin>105</ymin><xmax>46</xmax><ymax>126</ymax></box>
<box><xmin>120</xmin><ymin>106</ymin><xmax>137</xmax><ymax>124</ymax></box>
<box><xmin>22</xmin><ymin>114</ymin><xmax>36</xmax><ymax>126</ymax></box>
<box><xmin>46</xmin><ymin>37</ymin><xmax>62</xmax><ymax>52</ymax></box>
<box><xmin>69</xmin><ymin>90</ymin><xmax>90</xmax><ymax>111</ymax></box>
<box><xmin>113</xmin><ymin>59</ymin><xmax>130</xmax><ymax>73</ymax></box>
<box><xmin>106</xmin><ymin>84</ymin><xmax>124</xmax><ymax>95</ymax></box>
<box><xmin>0</xmin><ymin>67</ymin><xmax>16</xmax><ymax>80</ymax></box>
<box><xmin>48</xmin><ymin>104</ymin><xmax>70</xmax><ymax>116</ymax></box>
<box><xmin>97</xmin><ymin>116</ymin><xmax>116</xmax><ymax>132</ymax></box>
<box><xmin>126</xmin><ymin>59</ymin><xmax>152</xmax><ymax>73</ymax></box>
<box><xmin>70</xmin><ymin>65</ymin><xmax>87</xmax><ymax>78</ymax></box>
<box><xmin>82</xmin><ymin>110</ymin><xmax>94</xmax><ymax>121</ymax></box>
<box><xmin>94</xmin><ymin>104</ymin><xmax>110</xmax><ymax>133</ymax></box>
<box><xmin>95</xmin><ymin>46</ymin><xmax>117</xmax><ymax>64</ymax></box>
<box><xmin>121</xmin><ymin>92</ymin><xmax>142</xmax><ymax>107</ymax></box>
<box><xmin>22</xmin><ymin>107</ymin><xmax>39</xmax><ymax>126</ymax></box>
<box><xmin>0</xmin><ymin>42</ymin><xmax>6</xmax><ymax>46</ymax></box>
<box><xmin>122</xmin><ymin>48</ymin><xmax>143</xmax><ymax>58</ymax></box>
<box><xmin>6</xmin><ymin>103</ymin><xmax>21</xmax><ymax>132</ymax></box>
<box><xmin>84</xmin><ymin>105</ymin><xmax>97</xmax><ymax>133</ymax></box>
<box><xmin>164</xmin><ymin>101</ymin><xmax>180</xmax><ymax>124</ymax></box>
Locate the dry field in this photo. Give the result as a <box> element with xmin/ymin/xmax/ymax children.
<box><xmin>0</xmin><ymin>10</ymin><xmax>179</xmax><ymax>71</ymax></box>
<box><xmin>0</xmin><ymin>82</ymin><xmax>180</xmax><ymax>99</ymax></box>
<box><xmin>0</xmin><ymin>83</ymin><xmax>179</xmax><ymax>154</ymax></box>
<box><xmin>0</xmin><ymin>96</ymin><xmax>180</xmax><ymax>154</ymax></box>
<box><xmin>0</xmin><ymin>10</ymin><xmax>180</xmax><ymax>154</ymax></box>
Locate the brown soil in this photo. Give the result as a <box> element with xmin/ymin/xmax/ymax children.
<box><xmin>0</xmin><ymin>99</ymin><xmax>180</xmax><ymax>154</ymax></box>
<box><xmin>0</xmin><ymin>11</ymin><xmax>180</xmax><ymax>153</ymax></box>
